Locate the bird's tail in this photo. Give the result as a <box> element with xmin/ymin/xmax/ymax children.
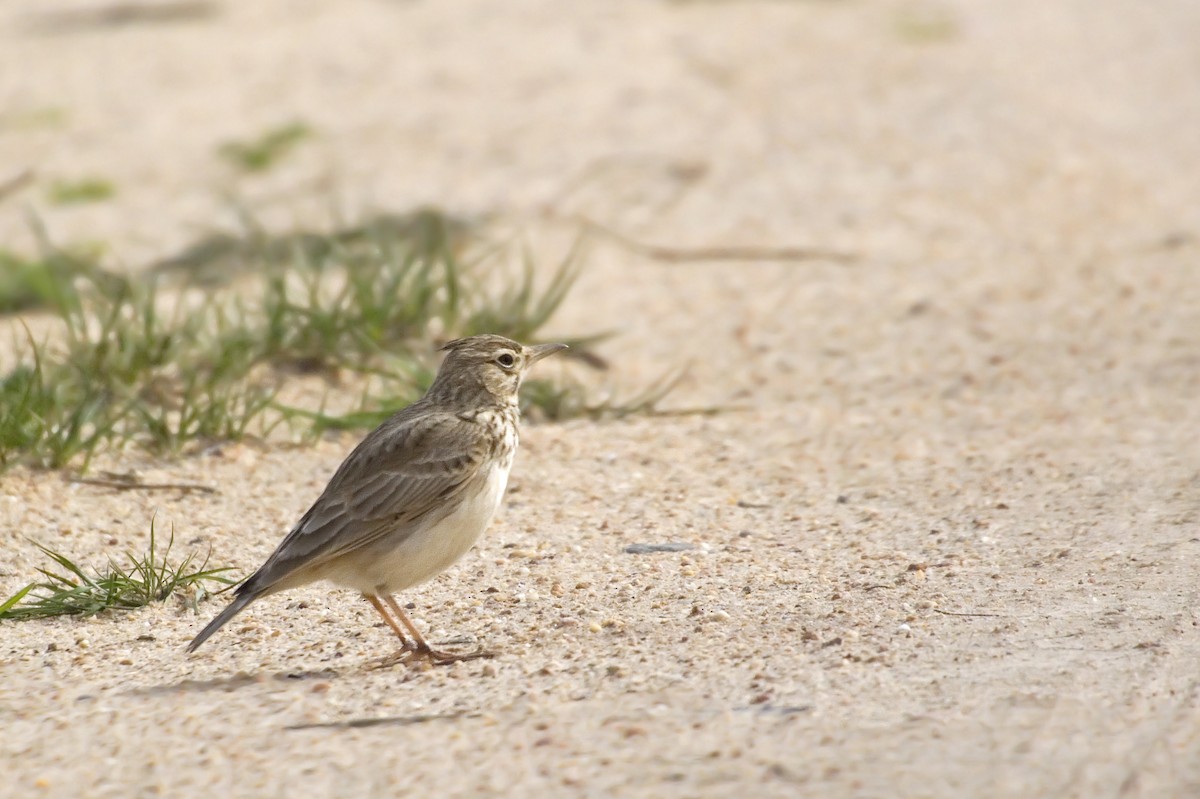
<box><xmin>186</xmin><ymin>590</ymin><xmax>257</xmax><ymax>653</ymax></box>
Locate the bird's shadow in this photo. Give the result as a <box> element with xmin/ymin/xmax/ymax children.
<box><xmin>123</xmin><ymin>663</ymin><xmax>483</xmax><ymax>732</ymax></box>
<box><xmin>124</xmin><ymin>637</ymin><xmax>490</xmax><ymax>697</ymax></box>
<box><xmin>123</xmin><ymin>667</ymin><xmax>340</xmax><ymax>697</ymax></box>
<box><xmin>121</xmin><ymin>642</ymin><xmax>462</xmax><ymax>697</ymax></box>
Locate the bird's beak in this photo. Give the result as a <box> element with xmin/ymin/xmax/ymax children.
<box><xmin>526</xmin><ymin>342</ymin><xmax>568</xmax><ymax>365</ymax></box>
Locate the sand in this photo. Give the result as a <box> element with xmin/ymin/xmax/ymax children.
<box><xmin>1</xmin><ymin>1</ymin><xmax>1198</xmax><ymax>796</ymax></box>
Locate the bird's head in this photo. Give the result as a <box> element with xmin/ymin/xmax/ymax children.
<box><xmin>430</xmin><ymin>334</ymin><xmax>567</xmax><ymax>406</ymax></box>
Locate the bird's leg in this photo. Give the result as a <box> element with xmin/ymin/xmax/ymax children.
<box><xmin>364</xmin><ymin>594</ymin><xmax>418</xmax><ymax>651</ymax></box>
<box><xmin>382</xmin><ymin>594</ymin><xmax>495</xmax><ymax>664</ymax></box>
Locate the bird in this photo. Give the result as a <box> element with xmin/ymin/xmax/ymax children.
<box><xmin>186</xmin><ymin>334</ymin><xmax>567</xmax><ymax>663</ymax></box>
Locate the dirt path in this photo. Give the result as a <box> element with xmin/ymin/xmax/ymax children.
<box><xmin>2</xmin><ymin>1</ymin><xmax>1198</xmax><ymax>796</ymax></box>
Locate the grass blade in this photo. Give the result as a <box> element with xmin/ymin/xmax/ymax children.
<box><xmin>0</xmin><ymin>523</ymin><xmax>237</xmax><ymax>622</ymax></box>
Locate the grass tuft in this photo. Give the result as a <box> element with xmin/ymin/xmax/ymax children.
<box><xmin>0</xmin><ymin>210</ymin><xmax>646</xmax><ymax>470</ymax></box>
<box><xmin>894</xmin><ymin>8</ymin><xmax>959</xmax><ymax>43</ymax></box>
<box><xmin>218</xmin><ymin>121</ymin><xmax>313</xmax><ymax>173</ymax></box>
<box><xmin>0</xmin><ymin>246</ymin><xmax>108</xmax><ymax>314</ymax></box>
<box><xmin>47</xmin><ymin>177</ymin><xmax>116</xmax><ymax>205</ymax></box>
<box><xmin>520</xmin><ymin>368</ymin><xmax>684</xmax><ymax>422</ymax></box>
<box><xmin>0</xmin><ymin>517</ymin><xmax>235</xmax><ymax>621</ymax></box>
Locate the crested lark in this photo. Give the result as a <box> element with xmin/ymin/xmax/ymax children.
<box><xmin>187</xmin><ymin>334</ymin><xmax>567</xmax><ymax>663</ymax></box>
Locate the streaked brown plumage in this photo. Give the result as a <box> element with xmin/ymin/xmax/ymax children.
<box><xmin>187</xmin><ymin>334</ymin><xmax>567</xmax><ymax>662</ymax></box>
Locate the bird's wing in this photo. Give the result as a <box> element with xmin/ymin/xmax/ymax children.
<box><xmin>246</xmin><ymin>407</ymin><xmax>491</xmax><ymax>592</ymax></box>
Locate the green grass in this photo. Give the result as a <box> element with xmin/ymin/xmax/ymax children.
<box><xmin>150</xmin><ymin>209</ymin><xmax>478</xmax><ymax>288</ymax></box>
<box><xmin>218</xmin><ymin>121</ymin><xmax>313</xmax><ymax>173</ymax></box>
<box><xmin>0</xmin><ymin>210</ymin><xmax>647</xmax><ymax>470</ymax></box>
<box><xmin>519</xmin><ymin>369</ymin><xmax>683</xmax><ymax>423</ymax></box>
<box><xmin>47</xmin><ymin>177</ymin><xmax>116</xmax><ymax>205</ymax></box>
<box><xmin>1</xmin><ymin>106</ymin><xmax>69</xmax><ymax>131</ymax></box>
<box><xmin>0</xmin><ymin>518</ymin><xmax>235</xmax><ymax>621</ymax></box>
<box><xmin>0</xmin><ymin>246</ymin><xmax>110</xmax><ymax>313</ymax></box>
<box><xmin>894</xmin><ymin>8</ymin><xmax>959</xmax><ymax>43</ymax></box>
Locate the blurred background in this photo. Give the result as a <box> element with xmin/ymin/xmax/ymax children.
<box><xmin>2</xmin><ymin>4</ymin><xmax>1199</xmax><ymax>796</ymax></box>
<box><xmin>0</xmin><ymin>0</ymin><xmax>1197</xmax><ymax>444</ymax></box>
<box><xmin>6</xmin><ymin>0</ymin><xmax>1197</xmax><ymax>261</ymax></box>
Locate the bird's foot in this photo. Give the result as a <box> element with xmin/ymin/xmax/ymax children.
<box><xmin>369</xmin><ymin>639</ymin><xmax>495</xmax><ymax>669</ymax></box>
<box><xmin>367</xmin><ymin>638</ymin><xmax>424</xmax><ymax>670</ymax></box>
<box><xmin>410</xmin><ymin>643</ymin><xmax>497</xmax><ymax>666</ymax></box>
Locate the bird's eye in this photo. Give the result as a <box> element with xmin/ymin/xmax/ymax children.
<box><xmin>496</xmin><ymin>353</ymin><xmax>516</xmax><ymax>368</ymax></box>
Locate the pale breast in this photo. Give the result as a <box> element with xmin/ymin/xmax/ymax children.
<box><xmin>329</xmin><ymin>454</ymin><xmax>514</xmax><ymax>594</ymax></box>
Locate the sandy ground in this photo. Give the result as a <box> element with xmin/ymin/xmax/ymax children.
<box><xmin>2</xmin><ymin>0</ymin><xmax>1199</xmax><ymax>797</ymax></box>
